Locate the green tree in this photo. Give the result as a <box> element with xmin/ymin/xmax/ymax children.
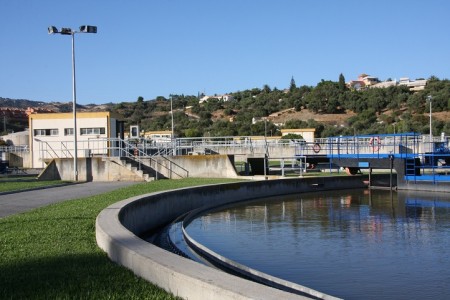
<box><xmin>289</xmin><ymin>76</ymin><xmax>297</xmax><ymax>93</ymax></box>
<box><xmin>338</xmin><ymin>73</ymin><xmax>346</xmax><ymax>92</ymax></box>
<box><xmin>306</xmin><ymin>80</ymin><xmax>341</xmax><ymax>113</ymax></box>
<box><xmin>184</xmin><ymin>128</ymin><xmax>201</xmax><ymax>137</ymax></box>
<box><xmin>281</xmin><ymin>133</ymin><xmax>303</xmax><ymax>140</ymax></box>
<box><xmin>407</xmin><ymin>93</ymin><xmax>425</xmax><ymax>114</ymax></box>
<box><xmin>262</xmin><ymin>84</ymin><xmax>271</xmax><ymax>93</ymax></box>
<box><xmin>284</xmin><ymin>119</ymin><xmax>308</xmax><ymax>129</ymax></box>
<box><xmin>364</xmin><ymin>88</ymin><xmax>388</xmax><ymax>113</ymax></box>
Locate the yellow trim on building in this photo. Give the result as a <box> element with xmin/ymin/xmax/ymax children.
<box><xmin>143</xmin><ymin>130</ymin><xmax>173</xmax><ymax>136</ymax></box>
<box><xmin>28</xmin><ymin>111</ymin><xmax>121</xmax><ymax>120</ymax></box>
<box><xmin>281</xmin><ymin>128</ymin><xmax>315</xmax><ymax>134</ymax></box>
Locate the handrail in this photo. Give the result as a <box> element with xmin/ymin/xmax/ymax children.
<box><xmin>38</xmin><ymin>140</ymin><xmax>60</xmax><ymax>160</ymax></box>
<box><xmin>294</xmin><ymin>133</ymin><xmax>423</xmax><ymax>159</ymax></box>
<box><xmin>0</xmin><ymin>145</ymin><xmax>29</xmax><ymax>152</ymax></box>
<box><xmin>119</xmin><ymin>139</ymin><xmax>188</xmax><ymax>179</ymax></box>
<box><xmin>28</xmin><ymin>134</ymin><xmax>450</xmax><ymax>182</ymax></box>
<box><xmin>156</xmin><ymin>155</ymin><xmax>189</xmax><ymax>179</ymax></box>
<box><xmin>60</xmin><ymin>141</ymin><xmax>73</xmax><ymax>158</ymax></box>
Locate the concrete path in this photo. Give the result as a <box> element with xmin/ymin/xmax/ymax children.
<box><xmin>0</xmin><ymin>181</ymin><xmax>139</xmax><ymax>218</ymax></box>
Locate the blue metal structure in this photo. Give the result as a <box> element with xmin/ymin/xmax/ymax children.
<box><xmin>295</xmin><ymin>132</ymin><xmax>450</xmax><ymax>185</ymax></box>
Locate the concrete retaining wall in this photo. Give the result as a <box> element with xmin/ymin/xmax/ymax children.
<box><xmin>96</xmin><ymin>177</ymin><xmax>372</xmax><ymax>299</ymax></box>
<box><xmin>38</xmin><ymin>158</ymin><xmax>145</xmax><ymax>182</ymax></box>
<box><xmin>6</xmin><ymin>152</ymin><xmax>31</xmax><ymax>168</ymax></box>
<box><xmin>38</xmin><ymin>155</ymin><xmax>238</xmax><ymax>181</ymax></box>
<box><xmin>157</xmin><ymin>155</ymin><xmax>238</xmax><ymax>178</ymax></box>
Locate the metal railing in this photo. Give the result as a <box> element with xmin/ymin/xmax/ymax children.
<box><xmin>25</xmin><ymin>133</ymin><xmax>450</xmax><ymax>182</ymax></box>
<box><xmin>36</xmin><ymin>140</ymin><xmax>60</xmax><ymax>160</ymax></box>
<box><xmin>292</xmin><ymin>133</ymin><xmax>422</xmax><ymax>159</ymax></box>
<box><xmin>107</xmin><ymin>138</ymin><xmax>189</xmax><ymax>179</ymax></box>
<box><xmin>31</xmin><ymin>137</ymin><xmax>189</xmax><ymax>179</ymax></box>
<box><xmin>0</xmin><ymin>145</ymin><xmax>29</xmax><ymax>153</ymax></box>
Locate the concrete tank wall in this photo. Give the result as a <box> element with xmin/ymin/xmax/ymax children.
<box><xmin>96</xmin><ymin>177</ymin><xmax>371</xmax><ymax>300</ymax></box>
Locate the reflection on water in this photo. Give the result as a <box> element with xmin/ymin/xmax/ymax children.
<box><xmin>185</xmin><ymin>189</ymin><xmax>450</xmax><ymax>300</ymax></box>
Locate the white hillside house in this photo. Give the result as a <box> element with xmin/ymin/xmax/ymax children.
<box><xmin>199</xmin><ymin>94</ymin><xmax>234</xmax><ymax>103</ymax></box>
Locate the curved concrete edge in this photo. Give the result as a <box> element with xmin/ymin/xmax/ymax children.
<box><xmin>181</xmin><ymin>210</ymin><xmax>341</xmax><ymax>300</ymax></box>
<box><xmin>96</xmin><ymin>176</ymin><xmax>373</xmax><ymax>300</ymax></box>
<box><xmin>182</xmin><ymin>225</ymin><xmax>340</xmax><ymax>300</ymax></box>
<box><xmin>96</xmin><ymin>209</ymin><xmax>304</xmax><ymax>300</ymax></box>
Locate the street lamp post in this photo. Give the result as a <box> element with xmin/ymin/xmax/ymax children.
<box><xmin>264</xmin><ymin>118</ymin><xmax>268</xmax><ymax>180</ymax></box>
<box><xmin>170</xmin><ymin>96</ymin><xmax>174</xmax><ymax>139</ymax></box>
<box><xmin>170</xmin><ymin>95</ymin><xmax>175</xmax><ymax>155</ymax></box>
<box><xmin>48</xmin><ymin>25</ymin><xmax>97</xmax><ymax>181</ymax></box>
<box><xmin>427</xmin><ymin>95</ymin><xmax>433</xmax><ymax>144</ymax></box>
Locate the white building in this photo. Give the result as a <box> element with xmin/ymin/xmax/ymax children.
<box><xmin>143</xmin><ymin>130</ymin><xmax>173</xmax><ymax>143</ymax></box>
<box><xmin>1</xmin><ymin>130</ymin><xmax>29</xmax><ymax>147</ymax></box>
<box><xmin>28</xmin><ymin>111</ymin><xmax>123</xmax><ymax>168</ymax></box>
<box><xmin>280</xmin><ymin>128</ymin><xmax>315</xmax><ymax>143</ymax></box>
<box><xmin>199</xmin><ymin>94</ymin><xmax>234</xmax><ymax>103</ymax></box>
<box><xmin>398</xmin><ymin>77</ymin><xmax>427</xmax><ymax>91</ymax></box>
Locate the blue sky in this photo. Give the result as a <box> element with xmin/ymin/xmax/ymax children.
<box><xmin>1</xmin><ymin>0</ymin><xmax>449</xmax><ymax>105</ymax></box>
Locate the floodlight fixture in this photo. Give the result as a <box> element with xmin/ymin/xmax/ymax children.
<box><xmin>79</xmin><ymin>25</ymin><xmax>97</xmax><ymax>33</ymax></box>
<box><xmin>48</xmin><ymin>26</ymin><xmax>58</xmax><ymax>34</ymax></box>
<box><xmin>60</xmin><ymin>28</ymin><xmax>73</xmax><ymax>35</ymax></box>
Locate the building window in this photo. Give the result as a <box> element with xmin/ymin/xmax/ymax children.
<box><xmin>64</xmin><ymin>128</ymin><xmax>74</xmax><ymax>136</ymax></box>
<box><xmin>34</xmin><ymin>129</ymin><xmax>46</xmax><ymax>136</ymax></box>
<box><xmin>34</xmin><ymin>129</ymin><xmax>58</xmax><ymax>136</ymax></box>
<box><xmin>80</xmin><ymin>127</ymin><xmax>106</xmax><ymax>135</ymax></box>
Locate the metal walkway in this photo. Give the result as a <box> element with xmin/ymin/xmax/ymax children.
<box><xmin>295</xmin><ymin>132</ymin><xmax>450</xmax><ymax>183</ymax></box>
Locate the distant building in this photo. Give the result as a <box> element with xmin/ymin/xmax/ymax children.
<box><xmin>281</xmin><ymin>128</ymin><xmax>315</xmax><ymax>143</ymax></box>
<box><xmin>1</xmin><ymin>130</ymin><xmax>29</xmax><ymax>146</ymax></box>
<box><xmin>372</xmin><ymin>80</ymin><xmax>398</xmax><ymax>89</ymax></box>
<box><xmin>348</xmin><ymin>74</ymin><xmax>427</xmax><ymax>92</ymax></box>
<box><xmin>28</xmin><ymin>111</ymin><xmax>123</xmax><ymax>168</ymax></box>
<box><xmin>252</xmin><ymin>117</ymin><xmax>263</xmax><ymax>125</ymax></box>
<box><xmin>143</xmin><ymin>130</ymin><xmax>173</xmax><ymax>142</ymax></box>
<box><xmin>199</xmin><ymin>94</ymin><xmax>234</xmax><ymax>103</ymax></box>
<box><xmin>347</xmin><ymin>74</ymin><xmax>380</xmax><ymax>90</ymax></box>
<box><xmin>398</xmin><ymin>77</ymin><xmax>427</xmax><ymax>91</ymax></box>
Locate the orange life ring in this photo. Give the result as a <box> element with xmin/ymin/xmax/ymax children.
<box><xmin>313</xmin><ymin>143</ymin><xmax>321</xmax><ymax>153</ymax></box>
<box><xmin>369</xmin><ymin>136</ymin><xmax>381</xmax><ymax>152</ymax></box>
<box><xmin>345</xmin><ymin>167</ymin><xmax>360</xmax><ymax>175</ymax></box>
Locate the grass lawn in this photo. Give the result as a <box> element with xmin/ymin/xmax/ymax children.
<box><xmin>0</xmin><ymin>178</ymin><xmax>241</xmax><ymax>299</ymax></box>
<box><xmin>0</xmin><ymin>179</ymin><xmax>71</xmax><ymax>193</ymax></box>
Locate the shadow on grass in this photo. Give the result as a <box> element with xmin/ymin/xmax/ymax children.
<box><xmin>0</xmin><ymin>252</ymin><xmax>177</xmax><ymax>299</ymax></box>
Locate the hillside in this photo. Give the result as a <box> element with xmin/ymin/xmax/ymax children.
<box><xmin>268</xmin><ymin>108</ymin><xmax>356</xmax><ymax>125</ymax></box>
<box><xmin>0</xmin><ymin>97</ymin><xmax>47</xmax><ymax>108</ymax></box>
<box><xmin>2</xmin><ymin>76</ymin><xmax>450</xmax><ymax>138</ymax></box>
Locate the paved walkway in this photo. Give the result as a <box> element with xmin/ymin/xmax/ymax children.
<box><xmin>0</xmin><ymin>181</ymin><xmax>139</xmax><ymax>218</ymax></box>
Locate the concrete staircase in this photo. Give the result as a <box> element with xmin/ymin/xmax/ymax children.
<box><xmin>118</xmin><ymin>156</ymin><xmax>155</xmax><ymax>182</ymax></box>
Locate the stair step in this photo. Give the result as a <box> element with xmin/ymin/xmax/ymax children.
<box><xmin>143</xmin><ymin>174</ymin><xmax>154</xmax><ymax>182</ymax></box>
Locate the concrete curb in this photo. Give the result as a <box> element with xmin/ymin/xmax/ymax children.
<box><xmin>96</xmin><ymin>176</ymin><xmax>373</xmax><ymax>300</ymax></box>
